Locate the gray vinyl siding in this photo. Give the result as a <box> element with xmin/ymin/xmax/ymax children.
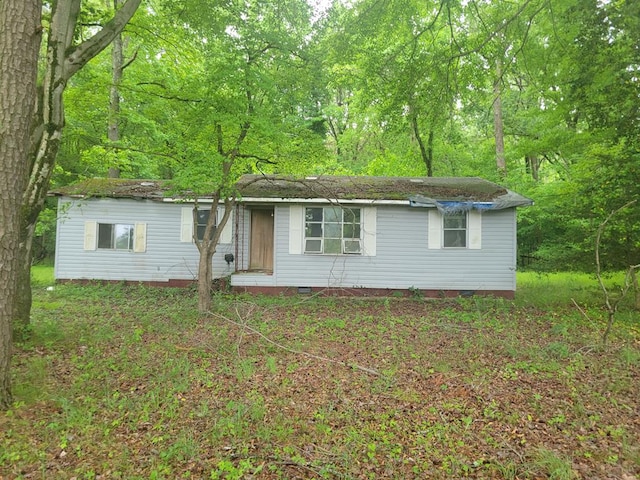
<box><xmin>56</xmin><ymin>198</ymin><xmax>518</xmax><ymax>291</ymax></box>
<box><xmin>232</xmin><ymin>204</ymin><xmax>517</xmax><ymax>292</ymax></box>
<box><xmin>54</xmin><ymin>198</ymin><xmax>234</xmax><ymax>282</ymax></box>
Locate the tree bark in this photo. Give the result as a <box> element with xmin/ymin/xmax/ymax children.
<box><xmin>107</xmin><ymin>0</ymin><xmax>124</xmax><ymax>179</ymax></box>
<box><xmin>493</xmin><ymin>57</ymin><xmax>506</xmax><ymax>176</ymax></box>
<box><xmin>13</xmin><ymin>0</ymin><xmax>142</xmax><ymax>333</ymax></box>
<box><xmin>0</xmin><ymin>0</ymin><xmax>42</xmax><ymax>409</ymax></box>
<box><xmin>195</xmin><ymin>198</ymin><xmax>235</xmax><ymax>314</ymax></box>
<box><xmin>411</xmin><ymin>115</ymin><xmax>433</xmax><ymax>177</ymax></box>
<box><xmin>193</xmin><ymin>121</ymin><xmax>246</xmax><ymax>314</ymax></box>
<box><xmin>14</xmin><ymin>223</ymin><xmax>36</xmax><ymax>341</ymax></box>
<box><xmin>525</xmin><ymin>154</ymin><xmax>540</xmax><ymax>181</ymax></box>
<box><xmin>197</xmin><ymin>248</ymin><xmax>215</xmax><ymax>313</ymax></box>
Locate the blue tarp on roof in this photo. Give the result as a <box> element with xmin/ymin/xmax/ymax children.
<box><xmin>409</xmin><ymin>192</ymin><xmax>533</xmax><ymax>213</ymax></box>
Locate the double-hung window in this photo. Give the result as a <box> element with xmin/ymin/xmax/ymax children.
<box><xmin>443</xmin><ymin>212</ymin><xmax>467</xmax><ymax>248</ymax></box>
<box><xmin>304</xmin><ymin>206</ymin><xmax>361</xmax><ymax>254</ymax></box>
<box><xmin>97</xmin><ymin>223</ymin><xmax>134</xmax><ymax>250</ymax></box>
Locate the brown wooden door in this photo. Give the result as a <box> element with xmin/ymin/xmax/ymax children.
<box><xmin>249</xmin><ymin>208</ymin><xmax>274</xmax><ymax>271</ymax></box>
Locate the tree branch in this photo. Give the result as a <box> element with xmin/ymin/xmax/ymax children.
<box><xmin>65</xmin><ymin>0</ymin><xmax>142</xmax><ymax>79</ymax></box>
<box><xmin>209</xmin><ymin>309</ymin><xmax>380</xmax><ymax>376</ymax></box>
<box><xmin>121</xmin><ymin>47</ymin><xmax>139</xmax><ymax>70</ymax></box>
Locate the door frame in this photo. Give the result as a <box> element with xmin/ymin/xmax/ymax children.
<box><xmin>249</xmin><ymin>207</ymin><xmax>275</xmax><ymax>272</ymax></box>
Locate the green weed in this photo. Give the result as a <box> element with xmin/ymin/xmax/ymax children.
<box><xmin>3</xmin><ymin>278</ymin><xmax>639</xmax><ymax>478</ymax></box>
<box><xmin>532</xmin><ymin>448</ymin><xmax>578</xmax><ymax>479</ymax></box>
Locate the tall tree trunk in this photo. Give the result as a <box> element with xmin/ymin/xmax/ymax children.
<box><xmin>427</xmin><ymin>129</ymin><xmax>434</xmax><ymax>177</ymax></box>
<box><xmin>107</xmin><ymin>0</ymin><xmax>124</xmax><ymax>179</ymax></box>
<box><xmin>14</xmin><ymin>224</ymin><xmax>36</xmax><ymax>340</ymax></box>
<box><xmin>412</xmin><ymin>115</ymin><xmax>433</xmax><ymax>177</ymax></box>
<box><xmin>525</xmin><ymin>154</ymin><xmax>539</xmax><ymax>181</ymax></box>
<box><xmin>0</xmin><ymin>0</ymin><xmax>42</xmax><ymax>409</ymax></box>
<box><xmin>14</xmin><ymin>0</ymin><xmax>142</xmax><ymax>332</ymax></box>
<box><xmin>197</xmin><ymin>249</ymin><xmax>215</xmax><ymax>313</ymax></box>
<box><xmin>493</xmin><ymin>58</ymin><xmax>506</xmax><ymax>176</ymax></box>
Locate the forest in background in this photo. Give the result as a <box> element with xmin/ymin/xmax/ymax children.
<box><xmin>37</xmin><ymin>0</ymin><xmax>639</xmax><ymax>273</ymax></box>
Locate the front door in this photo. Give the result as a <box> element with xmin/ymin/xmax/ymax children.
<box><xmin>249</xmin><ymin>208</ymin><xmax>274</xmax><ymax>272</ymax></box>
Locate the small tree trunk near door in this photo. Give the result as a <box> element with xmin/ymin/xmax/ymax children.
<box><xmin>194</xmin><ymin>198</ymin><xmax>234</xmax><ymax>314</ymax></box>
<box><xmin>197</xmin><ymin>249</ymin><xmax>215</xmax><ymax>313</ymax></box>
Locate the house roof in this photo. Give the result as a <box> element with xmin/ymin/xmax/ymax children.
<box><xmin>50</xmin><ymin>178</ymin><xmax>168</xmax><ymax>199</ymax></box>
<box><xmin>238</xmin><ymin>175</ymin><xmax>507</xmax><ymax>202</ymax></box>
<box><xmin>50</xmin><ymin>175</ymin><xmax>532</xmax><ymax>208</ymax></box>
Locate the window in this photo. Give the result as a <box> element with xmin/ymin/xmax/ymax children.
<box><xmin>97</xmin><ymin>223</ymin><xmax>134</xmax><ymax>250</ymax></box>
<box><xmin>196</xmin><ymin>209</ymin><xmax>216</xmax><ymax>241</ymax></box>
<box><xmin>443</xmin><ymin>212</ymin><xmax>467</xmax><ymax>248</ymax></box>
<box><xmin>304</xmin><ymin>206</ymin><xmax>361</xmax><ymax>254</ymax></box>
<box><xmin>84</xmin><ymin>221</ymin><xmax>146</xmax><ymax>252</ymax></box>
<box><xmin>180</xmin><ymin>207</ymin><xmax>232</xmax><ymax>244</ymax></box>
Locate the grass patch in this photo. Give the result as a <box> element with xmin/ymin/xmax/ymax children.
<box><xmin>2</xmin><ymin>275</ymin><xmax>639</xmax><ymax>478</ymax></box>
<box><xmin>516</xmin><ymin>271</ymin><xmax>631</xmax><ymax>308</ymax></box>
<box><xmin>31</xmin><ymin>263</ymin><xmax>54</xmax><ymax>287</ymax></box>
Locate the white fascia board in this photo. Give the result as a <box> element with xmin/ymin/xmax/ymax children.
<box><xmin>236</xmin><ymin>197</ymin><xmax>410</xmax><ymax>205</ymax></box>
<box><xmin>162</xmin><ymin>197</ymin><xmax>412</xmax><ymax>205</ymax></box>
<box><xmin>162</xmin><ymin>198</ymin><xmax>219</xmax><ymax>203</ymax></box>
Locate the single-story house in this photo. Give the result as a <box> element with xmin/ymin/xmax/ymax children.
<box><xmin>51</xmin><ymin>174</ymin><xmax>532</xmax><ymax>298</ymax></box>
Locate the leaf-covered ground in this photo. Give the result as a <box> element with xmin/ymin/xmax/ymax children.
<box><xmin>2</xmin><ymin>284</ymin><xmax>639</xmax><ymax>479</ymax></box>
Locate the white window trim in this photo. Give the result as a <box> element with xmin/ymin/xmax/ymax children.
<box><xmin>443</xmin><ymin>212</ymin><xmax>468</xmax><ymax>249</ymax></box>
<box><xmin>427</xmin><ymin>210</ymin><xmax>441</xmax><ymax>250</ymax></box>
<box><xmin>84</xmin><ymin>221</ymin><xmax>97</xmax><ymax>250</ymax></box>
<box><xmin>180</xmin><ymin>206</ymin><xmax>233</xmax><ymax>243</ymax></box>
<box><xmin>428</xmin><ymin>209</ymin><xmax>481</xmax><ymax>250</ymax></box>
<box><xmin>133</xmin><ymin>223</ymin><xmax>147</xmax><ymax>253</ymax></box>
<box><xmin>83</xmin><ymin>221</ymin><xmax>146</xmax><ymax>252</ymax></box>
<box><xmin>289</xmin><ymin>205</ymin><xmax>303</xmax><ymax>254</ymax></box>
<box><xmin>362</xmin><ymin>207</ymin><xmax>377</xmax><ymax>256</ymax></box>
<box><xmin>468</xmin><ymin>210</ymin><xmax>482</xmax><ymax>249</ymax></box>
<box><xmin>290</xmin><ymin>205</ymin><xmax>376</xmax><ymax>257</ymax></box>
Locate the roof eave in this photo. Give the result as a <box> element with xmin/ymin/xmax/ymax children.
<box><xmin>161</xmin><ymin>197</ymin><xmax>413</xmax><ymax>205</ymax></box>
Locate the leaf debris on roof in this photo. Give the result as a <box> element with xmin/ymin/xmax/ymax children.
<box><xmin>50</xmin><ymin>174</ymin><xmax>530</xmax><ymax>205</ymax></box>
<box><xmin>236</xmin><ymin>174</ymin><xmax>509</xmax><ymax>202</ymax></box>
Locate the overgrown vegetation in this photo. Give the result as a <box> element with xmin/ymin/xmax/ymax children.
<box><xmin>2</xmin><ymin>272</ymin><xmax>638</xmax><ymax>479</ymax></box>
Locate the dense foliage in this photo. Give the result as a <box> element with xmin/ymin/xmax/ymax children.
<box><xmin>47</xmin><ymin>0</ymin><xmax>639</xmax><ymax>271</ymax></box>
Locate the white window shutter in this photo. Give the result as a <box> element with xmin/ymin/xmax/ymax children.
<box><xmin>289</xmin><ymin>205</ymin><xmax>303</xmax><ymax>254</ymax></box>
<box><xmin>468</xmin><ymin>210</ymin><xmax>482</xmax><ymax>249</ymax></box>
<box><xmin>428</xmin><ymin>209</ymin><xmax>442</xmax><ymax>249</ymax></box>
<box><xmin>84</xmin><ymin>221</ymin><xmax>97</xmax><ymax>250</ymax></box>
<box><xmin>133</xmin><ymin>223</ymin><xmax>147</xmax><ymax>253</ymax></box>
<box><xmin>180</xmin><ymin>207</ymin><xmax>193</xmax><ymax>242</ymax></box>
<box><xmin>218</xmin><ymin>206</ymin><xmax>233</xmax><ymax>244</ymax></box>
<box><xmin>362</xmin><ymin>207</ymin><xmax>376</xmax><ymax>256</ymax></box>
